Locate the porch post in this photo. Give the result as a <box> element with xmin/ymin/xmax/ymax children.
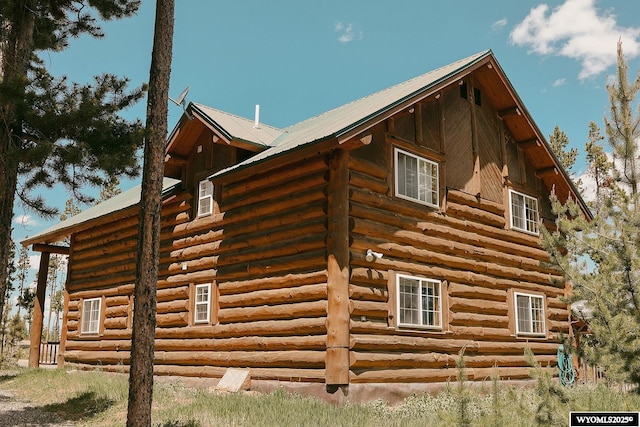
<box><xmin>29</xmin><ymin>251</ymin><xmax>50</xmax><ymax>368</ymax></box>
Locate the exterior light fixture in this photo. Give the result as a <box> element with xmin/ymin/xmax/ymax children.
<box><xmin>365</xmin><ymin>249</ymin><xmax>383</xmax><ymax>262</ymax></box>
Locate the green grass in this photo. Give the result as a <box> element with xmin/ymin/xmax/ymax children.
<box><xmin>1</xmin><ymin>365</ymin><xmax>639</xmax><ymax>427</ymax></box>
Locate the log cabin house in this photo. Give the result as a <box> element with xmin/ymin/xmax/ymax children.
<box><xmin>24</xmin><ymin>50</ymin><xmax>590</xmax><ymax>400</ymax></box>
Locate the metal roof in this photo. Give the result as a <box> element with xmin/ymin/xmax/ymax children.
<box><xmin>191</xmin><ymin>103</ymin><xmax>281</xmax><ymax>147</ymax></box>
<box><xmin>210</xmin><ymin>50</ymin><xmax>491</xmax><ymax>179</ymax></box>
<box><xmin>22</xmin><ymin>178</ymin><xmax>181</xmax><ymax>246</ymax></box>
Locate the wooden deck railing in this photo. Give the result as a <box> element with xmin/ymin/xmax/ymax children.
<box><xmin>39</xmin><ymin>341</ymin><xmax>59</xmax><ymax>365</ymax></box>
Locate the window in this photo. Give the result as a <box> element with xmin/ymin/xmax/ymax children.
<box><xmin>198</xmin><ymin>180</ymin><xmax>214</xmax><ymax>217</ymax></box>
<box><xmin>397</xmin><ymin>274</ymin><xmax>442</xmax><ymax>328</ymax></box>
<box><xmin>194</xmin><ymin>283</ymin><xmax>211</xmax><ymax>324</ymax></box>
<box><xmin>81</xmin><ymin>298</ymin><xmax>101</xmax><ymax>334</ymax></box>
<box><xmin>509</xmin><ymin>190</ymin><xmax>539</xmax><ymax>235</ymax></box>
<box><xmin>514</xmin><ymin>292</ymin><xmax>545</xmax><ymax>336</ymax></box>
<box><xmin>395</xmin><ymin>148</ymin><xmax>439</xmax><ymax>207</ymax></box>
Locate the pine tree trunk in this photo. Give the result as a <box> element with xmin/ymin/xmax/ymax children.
<box><xmin>0</xmin><ymin>2</ymin><xmax>36</xmax><ymax>327</ymax></box>
<box><xmin>126</xmin><ymin>1</ymin><xmax>174</xmax><ymax>425</ymax></box>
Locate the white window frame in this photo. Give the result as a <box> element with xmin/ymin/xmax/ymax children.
<box><xmin>81</xmin><ymin>297</ymin><xmax>101</xmax><ymax>334</ymax></box>
<box><xmin>509</xmin><ymin>189</ymin><xmax>540</xmax><ymax>235</ymax></box>
<box><xmin>394</xmin><ymin>148</ymin><xmax>439</xmax><ymax>208</ymax></box>
<box><xmin>194</xmin><ymin>283</ymin><xmax>211</xmax><ymax>324</ymax></box>
<box><xmin>514</xmin><ymin>292</ymin><xmax>546</xmax><ymax>336</ymax></box>
<box><xmin>396</xmin><ymin>274</ymin><xmax>442</xmax><ymax>329</ymax></box>
<box><xmin>197</xmin><ymin>179</ymin><xmax>214</xmax><ymax>217</ymax></box>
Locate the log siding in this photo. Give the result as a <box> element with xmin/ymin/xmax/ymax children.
<box><xmin>43</xmin><ymin>54</ymin><xmax>581</xmax><ymax>389</ymax></box>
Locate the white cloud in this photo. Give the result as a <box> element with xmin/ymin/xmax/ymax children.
<box><xmin>553</xmin><ymin>78</ymin><xmax>566</xmax><ymax>87</ymax></box>
<box><xmin>510</xmin><ymin>0</ymin><xmax>640</xmax><ymax>80</ymax></box>
<box><xmin>492</xmin><ymin>18</ymin><xmax>508</xmax><ymax>32</ymax></box>
<box><xmin>13</xmin><ymin>214</ymin><xmax>38</xmax><ymax>227</ymax></box>
<box><xmin>335</xmin><ymin>22</ymin><xmax>363</xmax><ymax>43</ymax></box>
<box><xmin>29</xmin><ymin>255</ymin><xmax>40</xmax><ymax>270</ymax></box>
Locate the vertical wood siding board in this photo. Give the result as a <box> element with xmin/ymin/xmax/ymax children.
<box><xmin>443</xmin><ymin>87</ymin><xmax>474</xmax><ymax>193</ymax></box>
<box><xmin>325</xmin><ymin>149</ymin><xmax>351</xmax><ymax>385</ymax></box>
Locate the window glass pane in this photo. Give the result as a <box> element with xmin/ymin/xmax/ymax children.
<box><xmin>511</xmin><ymin>191</ymin><xmax>539</xmax><ymax>234</ymax></box>
<box><xmin>531</xmin><ymin>296</ymin><xmax>544</xmax><ymax>334</ymax></box>
<box><xmin>396</xmin><ymin>149</ymin><xmax>438</xmax><ymax>206</ymax></box>
<box><xmin>198</xmin><ymin>180</ymin><xmax>213</xmax><ymax>216</ymax></box>
<box><xmin>398</xmin><ymin>275</ymin><xmax>441</xmax><ymax>328</ymax></box>
<box><xmin>194</xmin><ymin>284</ymin><xmax>210</xmax><ymax>323</ymax></box>
<box><xmin>82</xmin><ymin>298</ymin><xmax>100</xmax><ymax>334</ymax></box>
<box><xmin>421</xmin><ymin>280</ymin><xmax>440</xmax><ymax>327</ymax></box>
<box><xmin>399</xmin><ymin>277</ymin><xmax>420</xmax><ymax>325</ymax></box>
<box><xmin>516</xmin><ymin>294</ymin><xmax>531</xmax><ymax>333</ymax></box>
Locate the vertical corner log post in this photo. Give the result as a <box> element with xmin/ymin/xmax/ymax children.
<box><xmin>29</xmin><ymin>251</ymin><xmax>50</xmax><ymax>367</ymax></box>
<box><xmin>325</xmin><ymin>148</ymin><xmax>351</xmax><ymax>386</ymax></box>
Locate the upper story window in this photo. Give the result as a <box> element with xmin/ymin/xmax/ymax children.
<box><xmin>81</xmin><ymin>297</ymin><xmax>101</xmax><ymax>334</ymax></box>
<box><xmin>198</xmin><ymin>179</ymin><xmax>214</xmax><ymax>217</ymax></box>
<box><xmin>509</xmin><ymin>189</ymin><xmax>539</xmax><ymax>235</ymax></box>
<box><xmin>395</xmin><ymin>148</ymin><xmax>439</xmax><ymax>208</ymax></box>
<box><xmin>397</xmin><ymin>274</ymin><xmax>442</xmax><ymax>329</ymax></box>
<box><xmin>194</xmin><ymin>283</ymin><xmax>211</xmax><ymax>324</ymax></box>
<box><xmin>514</xmin><ymin>292</ymin><xmax>545</xmax><ymax>336</ymax></box>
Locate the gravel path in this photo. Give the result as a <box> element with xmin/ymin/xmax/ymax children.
<box><xmin>0</xmin><ymin>389</ymin><xmax>75</xmax><ymax>426</ymax></box>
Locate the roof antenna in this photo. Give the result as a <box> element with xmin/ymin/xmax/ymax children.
<box><xmin>169</xmin><ymin>86</ymin><xmax>192</xmax><ymax>120</ymax></box>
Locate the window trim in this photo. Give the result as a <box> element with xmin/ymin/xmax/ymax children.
<box><xmin>514</xmin><ymin>291</ymin><xmax>546</xmax><ymax>337</ymax></box>
<box><xmin>81</xmin><ymin>297</ymin><xmax>102</xmax><ymax>335</ymax></box>
<box><xmin>509</xmin><ymin>189</ymin><xmax>540</xmax><ymax>235</ymax></box>
<box><xmin>197</xmin><ymin>179</ymin><xmax>214</xmax><ymax>217</ymax></box>
<box><xmin>394</xmin><ymin>147</ymin><xmax>439</xmax><ymax>208</ymax></box>
<box><xmin>396</xmin><ymin>273</ymin><xmax>443</xmax><ymax>330</ymax></box>
<box><xmin>194</xmin><ymin>283</ymin><xmax>211</xmax><ymax>324</ymax></box>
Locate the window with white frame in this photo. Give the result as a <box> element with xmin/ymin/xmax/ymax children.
<box><xmin>197</xmin><ymin>180</ymin><xmax>214</xmax><ymax>217</ymax></box>
<box><xmin>514</xmin><ymin>292</ymin><xmax>545</xmax><ymax>336</ymax></box>
<box><xmin>509</xmin><ymin>190</ymin><xmax>539</xmax><ymax>235</ymax></box>
<box><xmin>395</xmin><ymin>148</ymin><xmax>439</xmax><ymax>207</ymax></box>
<box><xmin>397</xmin><ymin>274</ymin><xmax>442</xmax><ymax>328</ymax></box>
<box><xmin>194</xmin><ymin>283</ymin><xmax>211</xmax><ymax>324</ymax></box>
<box><xmin>81</xmin><ymin>298</ymin><xmax>101</xmax><ymax>334</ymax></box>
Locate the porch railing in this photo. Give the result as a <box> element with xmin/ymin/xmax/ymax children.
<box><xmin>39</xmin><ymin>341</ymin><xmax>59</xmax><ymax>365</ymax></box>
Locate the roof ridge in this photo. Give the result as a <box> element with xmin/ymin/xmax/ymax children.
<box><xmin>278</xmin><ymin>50</ymin><xmax>491</xmax><ymax>138</ymax></box>
<box><xmin>191</xmin><ymin>102</ymin><xmax>282</xmax><ymax>132</ymax></box>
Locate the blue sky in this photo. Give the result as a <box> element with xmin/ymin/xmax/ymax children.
<box><xmin>10</xmin><ymin>0</ymin><xmax>640</xmax><ymax>300</ymax></box>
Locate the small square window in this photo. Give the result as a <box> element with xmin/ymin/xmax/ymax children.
<box><xmin>194</xmin><ymin>283</ymin><xmax>211</xmax><ymax>324</ymax></box>
<box><xmin>397</xmin><ymin>274</ymin><xmax>442</xmax><ymax>329</ymax></box>
<box><xmin>509</xmin><ymin>190</ymin><xmax>539</xmax><ymax>235</ymax></box>
<box><xmin>395</xmin><ymin>148</ymin><xmax>439</xmax><ymax>208</ymax></box>
<box><xmin>81</xmin><ymin>298</ymin><xmax>101</xmax><ymax>334</ymax></box>
<box><xmin>198</xmin><ymin>180</ymin><xmax>214</xmax><ymax>217</ymax></box>
<box><xmin>514</xmin><ymin>292</ymin><xmax>545</xmax><ymax>336</ymax></box>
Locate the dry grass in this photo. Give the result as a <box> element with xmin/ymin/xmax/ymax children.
<box><xmin>1</xmin><ymin>365</ymin><xmax>639</xmax><ymax>427</ymax></box>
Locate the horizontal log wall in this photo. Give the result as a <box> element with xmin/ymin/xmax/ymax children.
<box><xmin>64</xmin><ymin>154</ymin><xmax>331</xmax><ymax>382</ymax></box>
<box><xmin>348</xmin><ymin>147</ymin><xmax>569</xmax><ymax>384</ymax></box>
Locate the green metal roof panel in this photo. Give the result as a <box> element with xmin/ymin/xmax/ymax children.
<box><xmin>210</xmin><ymin>50</ymin><xmax>491</xmax><ymax>179</ymax></box>
<box><xmin>191</xmin><ymin>103</ymin><xmax>281</xmax><ymax>146</ymax></box>
<box><xmin>22</xmin><ymin>178</ymin><xmax>181</xmax><ymax>246</ymax></box>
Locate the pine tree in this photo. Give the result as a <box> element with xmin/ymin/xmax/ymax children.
<box><xmin>584</xmin><ymin>122</ymin><xmax>612</xmax><ymax>214</ymax></box>
<box><xmin>542</xmin><ymin>41</ymin><xmax>640</xmax><ymax>386</ymax></box>
<box><xmin>0</xmin><ymin>0</ymin><xmax>145</xmax><ymax>331</ymax></box>
<box><xmin>549</xmin><ymin>125</ymin><xmax>578</xmax><ymax>173</ymax></box>
<box><xmin>98</xmin><ymin>176</ymin><xmax>122</xmax><ymax>203</ymax></box>
<box><xmin>15</xmin><ymin>241</ymin><xmax>31</xmax><ymax>318</ymax></box>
